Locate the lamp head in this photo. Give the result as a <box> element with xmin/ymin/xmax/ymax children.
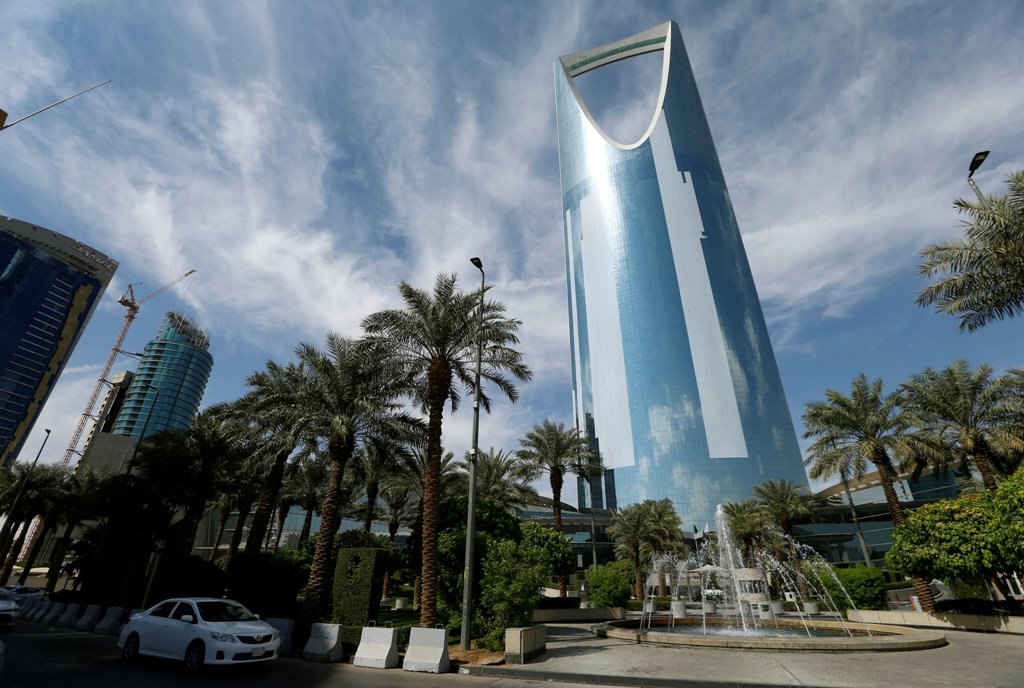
<box><xmin>968</xmin><ymin>151</ymin><xmax>989</xmax><ymax>178</ymax></box>
<box><xmin>469</xmin><ymin>257</ymin><xmax>483</xmax><ymax>271</ymax></box>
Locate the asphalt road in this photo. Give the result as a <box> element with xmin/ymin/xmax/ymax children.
<box><xmin>0</xmin><ymin>622</ymin><xmax>576</xmax><ymax>688</ymax></box>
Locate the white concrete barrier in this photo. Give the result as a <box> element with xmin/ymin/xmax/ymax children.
<box><xmin>403</xmin><ymin>627</ymin><xmax>449</xmax><ymax>673</ymax></box>
<box><xmin>302</xmin><ymin>623</ymin><xmax>345</xmax><ymax>662</ymax></box>
<box><xmin>27</xmin><ymin>600</ymin><xmax>52</xmax><ymax>622</ymax></box>
<box><xmin>55</xmin><ymin>603</ymin><xmax>81</xmax><ymax>628</ymax></box>
<box><xmin>353</xmin><ymin>626</ymin><xmax>399</xmax><ymax>669</ymax></box>
<box><xmin>41</xmin><ymin>602</ymin><xmax>66</xmax><ymax>626</ymax></box>
<box><xmin>505</xmin><ymin>625</ymin><xmax>545</xmax><ymax>664</ymax></box>
<box><xmin>94</xmin><ymin>607</ymin><xmax>126</xmax><ymax>635</ymax></box>
<box><xmin>74</xmin><ymin>605</ymin><xmax>104</xmax><ymax>632</ymax></box>
<box><xmin>265</xmin><ymin>618</ymin><xmax>294</xmax><ymax>656</ymax></box>
<box><xmin>21</xmin><ymin>600</ymin><xmax>40</xmax><ymax>619</ymax></box>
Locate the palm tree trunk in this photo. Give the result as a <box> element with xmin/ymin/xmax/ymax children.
<box><xmin>363</xmin><ymin>481</ymin><xmax>380</xmax><ymax>532</ymax></box>
<box><xmin>972</xmin><ymin>449</ymin><xmax>999</xmax><ymax>491</ymax></box>
<box><xmin>209</xmin><ymin>501</ymin><xmax>232</xmax><ymax>561</ymax></box>
<box><xmin>413</xmin><ymin>573</ymin><xmax>421</xmax><ymax>610</ymax></box>
<box><xmin>304</xmin><ymin>433</ymin><xmax>353</xmax><ymax>621</ymax></box>
<box><xmin>550</xmin><ymin>470</ymin><xmax>567</xmax><ymax>597</ymax></box>
<box><xmin>17</xmin><ymin>519</ymin><xmax>50</xmax><ymax>585</ymax></box>
<box><xmin>420</xmin><ymin>369</ymin><xmax>449</xmax><ymax>628</ymax></box>
<box><xmin>877</xmin><ymin>462</ymin><xmax>935</xmax><ymax>611</ymax></box>
<box><xmin>46</xmin><ymin>522</ymin><xmax>76</xmax><ymax>593</ymax></box>
<box><xmin>843</xmin><ymin>479</ymin><xmax>873</xmax><ymax>566</ymax></box>
<box><xmin>298</xmin><ymin>503</ymin><xmax>314</xmax><ymax>548</ymax></box>
<box><xmin>274</xmin><ymin>503</ymin><xmax>289</xmax><ymax>551</ymax></box>
<box><xmin>245</xmin><ymin>448</ymin><xmax>291</xmax><ymax>554</ymax></box>
<box><xmin>1</xmin><ymin>521</ymin><xmax>29</xmax><ymax>584</ymax></box>
<box><xmin>224</xmin><ymin>492</ymin><xmax>254</xmax><ymax>571</ymax></box>
<box><xmin>0</xmin><ymin>517</ymin><xmax>17</xmax><ymax>563</ymax></box>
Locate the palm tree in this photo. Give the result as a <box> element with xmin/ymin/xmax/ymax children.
<box><xmin>288</xmin><ymin>334</ymin><xmax>421</xmax><ymax>619</ymax></box>
<box><xmin>802</xmin><ymin>374</ymin><xmax>935</xmax><ymax>611</ymax></box>
<box><xmin>361</xmin><ymin>273</ymin><xmax>531</xmax><ymax>627</ymax></box>
<box><xmin>916</xmin><ymin>170</ymin><xmax>1024</xmax><ymax>332</ymax></box>
<box><xmin>722</xmin><ymin>498</ymin><xmax>770</xmax><ymax>562</ymax></box>
<box><xmin>607</xmin><ymin>499</ymin><xmax>685</xmax><ymax>599</ymax></box>
<box><xmin>901</xmin><ymin>359</ymin><xmax>1024</xmax><ymax>492</ymax></box>
<box><xmin>803</xmin><ymin>455</ymin><xmax>874</xmax><ymax>567</ymax></box>
<box><xmin>753</xmin><ymin>479</ymin><xmax>814</xmax><ymax>599</ymax></box>
<box><xmin>516</xmin><ymin>420</ymin><xmax>595</xmax><ymax>534</ymax></box>
<box><xmin>455</xmin><ymin>448</ymin><xmax>537</xmax><ymax>512</ymax></box>
<box><xmin>352</xmin><ymin>439</ymin><xmax>412</xmax><ymax>532</ymax></box>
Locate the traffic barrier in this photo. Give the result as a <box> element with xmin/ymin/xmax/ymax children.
<box><xmin>402</xmin><ymin>627</ymin><xmax>449</xmax><ymax>673</ymax></box>
<box><xmin>21</xmin><ymin>600</ymin><xmax>40</xmax><ymax>619</ymax></box>
<box><xmin>265</xmin><ymin>618</ymin><xmax>294</xmax><ymax>656</ymax></box>
<box><xmin>41</xmin><ymin>602</ymin><xmax>66</xmax><ymax>626</ymax></box>
<box><xmin>74</xmin><ymin>605</ymin><xmax>104</xmax><ymax>632</ymax></box>
<box><xmin>353</xmin><ymin>625</ymin><xmax>399</xmax><ymax>669</ymax></box>
<box><xmin>93</xmin><ymin>607</ymin><xmax>126</xmax><ymax>635</ymax></box>
<box><xmin>505</xmin><ymin>625</ymin><xmax>545</xmax><ymax>664</ymax></box>
<box><xmin>302</xmin><ymin>623</ymin><xmax>344</xmax><ymax>662</ymax></box>
<box><xmin>27</xmin><ymin>600</ymin><xmax>52</xmax><ymax>622</ymax></box>
<box><xmin>55</xmin><ymin>603</ymin><xmax>81</xmax><ymax>628</ymax></box>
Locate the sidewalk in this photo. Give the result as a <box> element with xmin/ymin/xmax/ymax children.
<box><xmin>459</xmin><ymin>623</ymin><xmax>1024</xmax><ymax>687</ymax></box>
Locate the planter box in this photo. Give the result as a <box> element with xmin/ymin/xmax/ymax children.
<box><xmin>803</xmin><ymin>602</ymin><xmax>820</xmax><ymax>615</ymax></box>
<box><xmin>702</xmin><ymin>602</ymin><xmax>717</xmax><ymax>614</ymax></box>
<box><xmin>531</xmin><ymin>607</ymin><xmax>625</xmax><ymax>623</ymax></box>
<box><xmin>505</xmin><ymin>625</ymin><xmax>545</xmax><ymax>664</ymax></box>
<box><xmin>848</xmin><ymin>609</ymin><xmax>1024</xmax><ymax>635</ymax></box>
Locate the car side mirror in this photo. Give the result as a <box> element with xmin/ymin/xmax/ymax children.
<box><xmin>254</xmin><ymin>614</ymin><xmax>260</xmax><ymax>620</ymax></box>
<box><xmin>181</xmin><ymin>615</ymin><xmax>195</xmax><ymax>624</ymax></box>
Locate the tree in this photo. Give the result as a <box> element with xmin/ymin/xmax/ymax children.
<box><xmin>362</xmin><ymin>273</ymin><xmax>531</xmax><ymax>628</ymax></box>
<box><xmin>802</xmin><ymin>373</ymin><xmax>936</xmax><ymax>611</ymax></box>
<box><xmin>289</xmin><ymin>335</ymin><xmax>421</xmax><ymax>619</ymax></box>
<box><xmin>606</xmin><ymin>499</ymin><xmax>685</xmax><ymax>599</ymax></box>
<box><xmin>992</xmin><ymin>466</ymin><xmax>1024</xmax><ymax>573</ymax></box>
<box><xmin>280</xmin><ymin>449</ymin><xmax>329</xmax><ymax>549</ymax></box>
<box><xmin>352</xmin><ymin>439</ymin><xmax>411</xmax><ymax>532</ymax></box>
<box><xmin>455</xmin><ymin>448</ymin><xmax>537</xmax><ymax>512</ymax></box>
<box><xmin>916</xmin><ymin>170</ymin><xmax>1024</xmax><ymax>332</ymax></box>
<box><xmin>721</xmin><ymin>498</ymin><xmax>770</xmax><ymax>562</ymax></box>
<box><xmin>753</xmin><ymin>479</ymin><xmax>814</xmax><ymax>599</ymax></box>
<box><xmin>901</xmin><ymin>360</ymin><xmax>1024</xmax><ymax>491</ymax></box>
<box><xmin>886</xmin><ymin>493</ymin><xmax>1002</xmax><ymax>584</ymax></box>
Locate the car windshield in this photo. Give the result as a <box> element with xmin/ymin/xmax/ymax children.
<box><xmin>0</xmin><ymin>590</ymin><xmax>14</xmax><ymax>601</ymax></box>
<box><xmin>196</xmin><ymin>601</ymin><xmax>257</xmax><ymax>622</ymax></box>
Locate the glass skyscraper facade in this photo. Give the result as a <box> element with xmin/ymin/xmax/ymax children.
<box><xmin>555</xmin><ymin>22</ymin><xmax>808</xmax><ymax>527</ymax></box>
<box><xmin>111</xmin><ymin>311</ymin><xmax>213</xmax><ymax>439</ymax></box>
<box><xmin>0</xmin><ymin>216</ymin><xmax>117</xmax><ymax>468</ymax></box>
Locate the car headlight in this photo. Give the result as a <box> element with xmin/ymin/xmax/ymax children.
<box><xmin>210</xmin><ymin>631</ymin><xmax>238</xmax><ymax>642</ymax></box>
<box><xmin>272</xmin><ymin>630</ymin><xmax>280</xmax><ymax>641</ymax></box>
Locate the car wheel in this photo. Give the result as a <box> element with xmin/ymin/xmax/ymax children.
<box><xmin>184</xmin><ymin>640</ymin><xmax>205</xmax><ymax>671</ymax></box>
<box><xmin>122</xmin><ymin>633</ymin><xmax>140</xmax><ymax>661</ymax></box>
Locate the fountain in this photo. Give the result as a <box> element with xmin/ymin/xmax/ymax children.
<box><xmin>593</xmin><ymin>505</ymin><xmax>946</xmax><ymax>651</ymax></box>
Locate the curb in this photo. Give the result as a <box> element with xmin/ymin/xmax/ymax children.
<box><xmin>457</xmin><ymin>664</ymin><xmax>832</xmax><ymax>687</ymax></box>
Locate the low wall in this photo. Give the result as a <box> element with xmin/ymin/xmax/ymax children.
<box><xmin>848</xmin><ymin>609</ymin><xmax>1024</xmax><ymax>635</ymax></box>
<box><xmin>505</xmin><ymin>625</ymin><xmax>545</xmax><ymax>664</ymax></box>
<box><xmin>531</xmin><ymin>607</ymin><xmax>625</xmax><ymax>623</ymax></box>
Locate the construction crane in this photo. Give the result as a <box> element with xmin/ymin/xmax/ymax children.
<box><xmin>57</xmin><ymin>268</ymin><xmax>198</xmax><ymax>471</ymax></box>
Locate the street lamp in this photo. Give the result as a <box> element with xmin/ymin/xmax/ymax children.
<box><xmin>7</xmin><ymin>429</ymin><xmax>52</xmax><ymax>518</ymax></box>
<box><xmin>967</xmin><ymin>150</ymin><xmax>990</xmax><ymax>209</ymax></box>
<box><xmin>461</xmin><ymin>256</ymin><xmax>485</xmax><ymax>652</ymax></box>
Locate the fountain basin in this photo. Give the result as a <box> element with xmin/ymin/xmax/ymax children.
<box><xmin>593</xmin><ymin>617</ymin><xmax>946</xmax><ymax>651</ymax></box>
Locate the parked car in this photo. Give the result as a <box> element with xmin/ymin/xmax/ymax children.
<box><xmin>117</xmin><ymin>598</ymin><xmax>280</xmax><ymax>670</ymax></box>
<box><xmin>0</xmin><ymin>589</ymin><xmax>21</xmax><ymax>629</ymax></box>
<box><xmin>1</xmin><ymin>585</ymin><xmax>45</xmax><ymax>606</ymax></box>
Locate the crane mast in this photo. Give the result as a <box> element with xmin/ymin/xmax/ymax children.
<box><xmin>58</xmin><ymin>269</ymin><xmax>197</xmax><ymax>471</ymax></box>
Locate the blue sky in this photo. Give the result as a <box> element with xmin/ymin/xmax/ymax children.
<box><xmin>4</xmin><ymin>1</ymin><xmax>1023</xmax><ymax>500</ymax></box>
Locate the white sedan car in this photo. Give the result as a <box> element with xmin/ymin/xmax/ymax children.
<box><xmin>0</xmin><ymin>589</ymin><xmax>20</xmax><ymax>629</ymax></box>
<box><xmin>117</xmin><ymin>597</ymin><xmax>280</xmax><ymax>670</ymax></box>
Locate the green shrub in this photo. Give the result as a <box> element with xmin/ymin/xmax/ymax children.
<box><xmin>830</xmin><ymin>566</ymin><xmax>889</xmax><ymax>611</ymax></box>
<box><xmin>332</xmin><ymin>548</ymin><xmax>386</xmax><ymax>627</ymax></box>
<box><xmin>474</xmin><ymin>538</ymin><xmax>549</xmax><ymax>651</ymax></box>
<box><xmin>587</xmin><ymin>560</ymin><xmax>633</xmax><ymax>608</ymax></box>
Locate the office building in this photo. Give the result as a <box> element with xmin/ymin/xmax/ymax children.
<box><xmin>110</xmin><ymin>311</ymin><xmax>213</xmax><ymax>439</ymax></box>
<box><xmin>0</xmin><ymin>216</ymin><xmax>117</xmax><ymax>468</ymax></box>
<box><xmin>555</xmin><ymin>22</ymin><xmax>808</xmax><ymax>526</ymax></box>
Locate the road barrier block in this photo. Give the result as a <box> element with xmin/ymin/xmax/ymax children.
<box><xmin>27</xmin><ymin>600</ymin><xmax>52</xmax><ymax>622</ymax></box>
<box><xmin>265</xmin><ymin>618</ymin><xmax>294</xmax><ymax>656</ymax></box>
<box><xmin>56</xmin><ymin>603</ymin><xmax>81</xmax><ymax>628</ymax></box>
<box><xmin>74</xmin><ymin>605</ymin><xmax>104</xmax><ymax>632</ymax></box>
<box><xmin>402</xmin><ymin>627</ymin><xmax>449</xmax><ymax>673</ymax></box>
<box><xmin>94</xmin><ymin>607</ymin><xmax>125</xmax><ymax>635</ymax></box>
<box><xmin>302</xmin><ymin>623</ymin><xmax>344</xmax><ymax>663</ymax></box>
<box><xmin>41</xmin><ymin>602</ymin><xmax>66</xmax><ymax>626</ymax></box>
<box><xmin>353</xmin><ymin>626</ymin><xmax>399</xmax><ymax>669</ymax></box>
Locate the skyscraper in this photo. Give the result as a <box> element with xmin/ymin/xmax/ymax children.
<box><xmin>0</xmin><ymin>216</ymin><xmax>117</xmax><ymax>468</ymax></box>
<box><xmin>555</xmin><ymin>22</ymin><xmax>808</xmax><ymax>526</ymax></box>
<box><xmin>110</xmin><ymin>311</ymin><xmax>213</xmax><ymax>439</ymax></box>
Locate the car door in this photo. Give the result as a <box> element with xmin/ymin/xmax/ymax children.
<box><xmin>139</xmin><ymin>601</ymin><xmax>178</xmax><ymax>655</ymax></box>
<box><xmin>163</xmin><ymin>601</ymin><xmax>200</xmax><ymax>659</ymax></box>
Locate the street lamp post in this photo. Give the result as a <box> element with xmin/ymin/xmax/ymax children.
<box><xmin>7</xmin><ymin>429</ymin><xmax>52</xmax><ymax>519</ymax></box>
<box><xmin>460</xmin><ymin>256</ymin><xmax>485</xmax><ymax>652</ymax></box>
<box><xmin>967</xmin><ymin>150</ymin><xmax>990</xmax><ymax>209</ymax></box>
